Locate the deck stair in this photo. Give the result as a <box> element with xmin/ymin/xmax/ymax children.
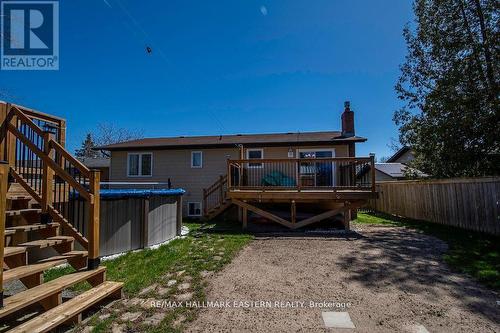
<box><xmin>203</xmin><ymin>175</ymin><xmax>233</xmax><ymax>220</ymax></box>
<box><xmin>0</xmin><ymin>102</ymin><xmax>123</xmax><ymax>331</ymax></box>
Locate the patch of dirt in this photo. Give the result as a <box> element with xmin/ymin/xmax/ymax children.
<box><xmin>186</xmin><ymin>225</ymin><xmax>500</xmax><ymax>332</ymax></box>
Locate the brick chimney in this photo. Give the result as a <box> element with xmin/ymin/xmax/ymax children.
<box><xmin>341</xmin><ymin>101</ymin><xmax>355</xmax><ymax>137</ymax></box>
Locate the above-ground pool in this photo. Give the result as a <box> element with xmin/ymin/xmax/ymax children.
<box><xmin>97</xmin><ymin>188</ymin><xmax>185</xmax><ymax>256</ymax></box>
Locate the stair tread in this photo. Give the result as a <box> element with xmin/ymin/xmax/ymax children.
<box><xmin>0</xmin><ymin>266</ymin><xmax>107</xmax><ymax>319</ymax></box>
<box><xmin>19</xmin><ymin>236</ymin><xmax>74</xmax><ymax>249</ymax></box>
<box><xmin>6</xmin><ymin>223</ymin><xmax>59</xmax><ymax>233</ymax></box>
<box><xmin>7</xmin><ymin>281</ymin><xmax>123</xmax><ymax>333</ymax></box>
<box><xmin>6</xmin><ymin>209</ymin><xmax>41</xmax><ymax>217</ymax></box>
<box><xmin>36</xmin><ymin>251</ymin><xmax>88</xmax><ymax>263</ymax></box>
<box><xmin>4</xmin><ymin>247</ymin><xmax>27</xmax><ymax>257</ymax></box>
<box><xmin>3</xmin><ymin>260</ymin><xmax>67</xmax><ymax>284</ymax></box>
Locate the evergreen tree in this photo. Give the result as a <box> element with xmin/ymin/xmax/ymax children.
<box><xmin>75</xmin><ymin>133</ymin><xmax>98</xmax><ymax>159</ymax></box>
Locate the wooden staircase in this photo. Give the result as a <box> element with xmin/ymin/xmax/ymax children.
<box><xmin>0</xmin><ymin>102</ymin><xmax>123</xmax><ymax>332</ymax></box>
<box><xmin>203</xmin><ymin>175</ymin><xmax>233</xmax><ymax>220</ymax></box>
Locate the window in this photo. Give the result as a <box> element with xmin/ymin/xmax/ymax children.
<box><xmin>246</xmin><ymin>148</ymin><xmax>263</xmax><ymax>168</ymax></box>
<box><xmin>191</xmin><ymin>151</ymin><xmax>203</xmax><ymax>168</ymax></box>
<box><xmin>188</xmin><ymin>202</ymin><xmax>202</xmax><ymax>216</ymax></box>
<box><xmin>127</xmin><ymin>153</ymin><xmax>153</xmax><ymax>177</ymax></box>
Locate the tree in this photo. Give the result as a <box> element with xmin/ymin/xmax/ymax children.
<box><xmin>75</xmin><ymin>133</ymin><xmax>98</xmax><ymax>159</ymax></box>
<box><xmin>92</xmin><ymin>123</ymin><xmax>144</xmax><ymax>148</ymax></box>
<box><xmin>394</xmin><ymin>0</ymin><xmax>499</xmax><ymax>178</ymax></box>
<box><xmin>76</xmin><ymin>123</ymin><xmax>144</xmax><ymax>158</ymax></box>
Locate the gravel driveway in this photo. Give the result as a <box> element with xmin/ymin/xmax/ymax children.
<box><xmin>187</xmin><ymin>225</ymin><xmax>499</xmax><ymax>332</ymax></box>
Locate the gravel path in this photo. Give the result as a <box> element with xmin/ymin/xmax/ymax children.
<box><xmin>187</xmin><ymin>225</ymin><xmax>500</xmax><ymax>332</ymax></box>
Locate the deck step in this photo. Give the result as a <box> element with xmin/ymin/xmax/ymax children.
<box><xmin>6</xmin><ymin>223</ymin><xmax>59</xmax><ymax>234</ymax></box>
<box><xmin>4</xmin><ymin>247</ymin><xmax>27</xmax><ymax>258</ymax></box>
<box><xmin>3</xmin><ymin>260</ymin><xmax>67</xmax><ymax>284</ymax></box>
<box><xmin>37</xmin><ymin>251</ymin><xmax>88</xmax><ymax>263</ymax></box>
<box><xmin>6</xmin><ymin>208</ymin><xmax>42</xmax><ymax>217</ymax></box>
<box><xmin>0</xmin><ymin>266</ymin><xmax>107</xmax><ymax>319</ymax></box>
<box><xmin>19</xmin><ymin>236</ymin><xmax>73</xmax><ymax>249</ymax></box>
<box><xmin>7</xmin><ymin>196</ymin><xmax>32</xmax><ymax>210</ymax></box>
<box><xmin>7</xmin><ymin>281</ymin><xmax>123</xmax><ymax>333</ymax></box>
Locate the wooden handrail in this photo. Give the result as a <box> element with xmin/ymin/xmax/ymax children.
<box><xmin>1</xmin><ymin>104</ymin><xmax>99</xmax><ymax>263</ymax></box>
<box><xmin>227</xmin><ymin>156</ymin><xmax>376</xmax><ymax>192</ymax></box>
<box><xmin>50</xmin><ymin>140</ymin><xmax>91</xmax><ymax>178</ymax></box>
<box><xmin>228</xmin><ymin>157</ymin><xmax>372</xmax><ymax>163</ymax></box>
<box><xmin>7</xmin><ymin>123</ymin><xmax>92</xmax><ymax>201</ymax></box>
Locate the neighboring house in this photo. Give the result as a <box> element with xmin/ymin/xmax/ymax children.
<box><xmin>373</xmin><ymin>163</ymin><xmax>428</xmax><ymax>181</ymax></box>
<box><xmin>80</xmin><ymin>157</ymin><xmax>110</xmax><ymax>181</ymax></box>
<box><xmin>367</xmin><ymin>146</ymin><xmax>427</xmax><ymax>181</ymax></box>
<box><xmin>98</xmin><ymin>102</ymin><xmax>371</xmax><ymax>219</ymax></box>
<box><xmin>386</xmin><ymin>146</ymin><xmax>415</xmax><ymax>164</ymax></box>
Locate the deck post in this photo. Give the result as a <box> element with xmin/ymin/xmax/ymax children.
<box><xmin>291</xmin><ymin>200</ymin><xmax>296</xmax><ymax>224</ymax></box>
<box><xmin>6</xmin><ymin>104</ymin><xmax>17</xmax><ymax>168</ymax></box>
<box><xmin>0</xmin><ymin>161</ymin><xmax>9</xmax><ymax>308</ymax></box>
<box><xmin>88</xmin><ymin>169</ymin><xmax>101</xmax><ymax>270</ymax></box>
<box><xmin>41</xmin><ymin>130</ymin><xmax>55</xmax><ymax>224</ymax></box>
<box><xmin>344</xmin><ymin>201</ymin><xmax>351</xmax><ymax>231</ymax></box>
<box><xmin>203</xmin><ymin>188</ymin><xmax>208</xmax><ymax>216</ymax></box>
<box><xmin>242</xmin><ymin>205</ymin><xmax>248</xmax><ymax>230</ymax></box>
<box><xmin>370</xmin><ymin>155</ymin><xmax>376</xmax><ymax>193</ymax></box>
<box><xmin>219</xmin><ymin>175</ymin><xmax>224</xmax><ymax>206</ymax></box>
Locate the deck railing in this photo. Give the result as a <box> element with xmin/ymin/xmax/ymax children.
<box><xmin>0</xmin><ymin>103</ymin><xmax>101</xmax><ymax>269</ymax></box>
<box><xmin>203</xmin><ymin>175</ymin><xmax>228</xmax><ymax>216</ymax></box>
<box><xmin>227</xmin><ymin>157</ymin><xmax>376</xmax><ymax>192</ymax></box>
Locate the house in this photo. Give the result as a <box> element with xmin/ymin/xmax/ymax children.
<box><xmin>386</xmin><ymin>146</ymin><xmax>415</xmax><ymax>164</ymax></box>
<box><xmin>79</xmin><ymin>157</ymin><xmax>110</xmax><ymax>181</ymax></box>
<box><xmin>98</xmin><ymin>102</ymin><xmax>377</xmax><ymax>229</ymax></box>
<box><xmin>373</xmin><ymin>162</ymin><xmax>428</xmax><ymax>181</ymax></box>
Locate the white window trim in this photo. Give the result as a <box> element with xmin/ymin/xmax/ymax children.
<box><xmin>127</xmin><ymin>152</ymin><xmax>153</xmax><ymax>177</ymax></box>
<box><xmin>246</xmin><ymin>148</ymin><xmax>264</xmax><ymax>169</ymax></box>
<box><xmin>191</xmin><ymin>151</ymin><xmax>203</xmax><ymax>168</ymax></box>
<box><xmin>187</xmin><ymin>202</ymin><xmax>202</xmax><ymax>217</ymax></box>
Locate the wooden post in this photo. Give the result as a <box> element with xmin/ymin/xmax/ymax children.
<box><xmin>41</xmin><ymin>131</ymin><xmax>55</xmax><ymax>223</ymax></box>
<box><xmin>219</xmin><ymin>175</ymin><xmax>224</xmax><ymax>205</ymax></box>
<box><xmin>296</xmin><ymin>159</ymin><xmax>301</xmax><ymax>192</ymax></box>
<box><xmin>203</xmin><ymin>188</ymin><xmax>208</xmax><ymax>216</ymax></box>
<box><xmin>87</xmin><ymin>170</ymin><xmax>101</xmax><ymax>270</ymax></box>
<box><xmin>370</xmin><ymin>155</ymin><xmax>376</xmax><ymax>193</ymax></box>
<box><xmin>291</xmin><ymin>200</ymin><xmax>296</xmax><ymax>224</ymax></box>
<box><xmin>6</xmin><ymin>104</ymin><xmax>17</xmax><ymax>168</ymax></box>
<box><xmin>242</xmin><ymin>205</ymin><xmax>248</xmax><ymax>230</ymax></box>
<box><xmin>176</xmin><ymin>196</ymin><xmax>183</xmax><ymax>236</ymax></box>
<box><xmin>344</xmin><ymin>201</ymin><xmax>351</xmax><ymax>231</ymax></box>
<box><xmin>0</xmin><ymin>162</ymin><xmax>9</xmax><ymax>308</ymax></box>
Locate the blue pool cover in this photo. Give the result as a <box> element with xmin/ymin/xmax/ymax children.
<box><xmin>99</xmin><ymin>188</ymin><xmax>185</xmax><ymax>199</ymax></box>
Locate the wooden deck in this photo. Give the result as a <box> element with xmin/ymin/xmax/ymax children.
<box><xmin>204</xmin><ymin>157</ymin><xmax>377</xmax><ymax>230</ymax></box>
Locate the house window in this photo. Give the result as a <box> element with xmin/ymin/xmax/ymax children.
<box><xmin>188</xmin><ymin>202</ymin><xmax>202</xmax><ymax>216</ymax></box>
<box><xmin>191</xmin><ymin>151</ymin><xmax>203</xmax><ymax>168</ymax></box>
<box><xmin>247</xmin><ymin>148</ymin><xmax>263</xmax><ymax>168</ymax></box>
<box><xmin>127</xmin><ymin>153</ymin><xmax>153</xmax><ymax>177</ymax></box>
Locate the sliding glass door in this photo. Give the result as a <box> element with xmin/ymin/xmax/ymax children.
<box><xmin>298</xmin><ymin>150</ymin><xmax>335</xmax><ymax>187</ymax></box>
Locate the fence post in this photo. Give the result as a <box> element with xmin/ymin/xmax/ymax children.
<box><xmin>41</xmin><ymin>130</ymin><xmax>55</xmax><ymax>224</ymax></box>
<box><xmin>370</xmin><ymin>155</ymin><xmax>376</xmax><ymax>193</ymax></box>
<box><xmin>0</xmin><ymin>161</ymin><xmax>9</xmax><ymax>308</ymax></box>
<box><xmin>88</xmin><ymin>169</ymin><xmax>101</xmax><ymax>270</ymax></box>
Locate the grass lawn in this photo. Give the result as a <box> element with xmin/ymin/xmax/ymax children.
<box><xmin>44</xmin><ymin>220</ymin><xmax>252</xmax><ymax>332</ymax></box>
<box><xmin>355</xmin><ymin>212</ymin><xmax>500</xmax><ymax>291</ymax></box>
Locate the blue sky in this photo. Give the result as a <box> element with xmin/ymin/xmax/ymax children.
<box><xmin>1</xmin><ymin>0</ymin><xmax>413</xmax><ymax>159</ymax></box>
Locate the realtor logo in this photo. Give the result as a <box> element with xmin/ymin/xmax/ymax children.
<box><xmin>1</xmin><ymin>0</ymin><xmax>59</xmax><ymax>70</ymax></box>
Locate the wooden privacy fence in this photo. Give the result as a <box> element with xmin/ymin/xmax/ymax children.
<box><xmin>367</xmin><ymin>178</ymin><xmax>500</xmax><ymax>235</ymax></box>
